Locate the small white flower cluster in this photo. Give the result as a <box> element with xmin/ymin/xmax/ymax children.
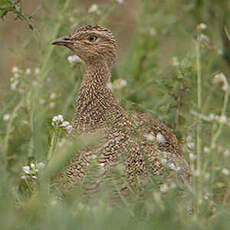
<box><xmin>10</xmin><ymin>66</ymin><xmax>21</xmax><ymax>91</ymax></box>
<box><xmin>199</xmin><ymin>34</ymin><xmax>210</xmax><ymax>48</ymax></box>
<box><xmin>10</xmin><ymin>66</ymin><xmax>40</xmax><ymax>91</ymax></box>
<box><xmin>203</xmin><ymin>192</ymin><xmax>211</xmax><ymax>201</ymax></box>
<box><xmin>196</xmin><ymin>24</ymin><xmax>210</xmax><ymax>48</ymax></box>
<box><xmin>193</xmin><ymin>169</ymin><xmax>200</xmax><ymax>177</ymax></box>
<box><xmin>203</xmin><ymin>146</ymin><xmax>210</xmax><ymax>153</ymax></box>
<box><xmin>197</xmin><ymin>23</ymin><xmax>207</xmax><ymax>31</ymax></box>
<box><xmin>67</xmin><ymin>55</ymin><xmax>81</xmax><ymax>64</ymax></box>
<box><xmin>156</xmin><ymin>133</ymin><xmax>166</xmax><ymax>144</ymax></box>
<box><xmin>115</xmin><ymin>0</ymin><xmax>124</xmax><ymax>4</ymax></box>
<box><xmin>191</xmin><ymin>110</ymin><xmax>229</xmax><ymax>126</ymax></box>
<box><xmin>49</xmin><ymin>92</ymin><xmax>57</xmax><ymax>109</ymax></box>
<box><xmin>185</xmin><ymin>136</ymin><xmax>196</xmax><ymax>161</ymax></box>
<box><xmin>21</xmin><ymin>161</ymin><xmax>45</xmax><ymax>180</ymax></box>
<box><xmin>3</xmin><ymin>113</ymin><xmax>10</xmax><ymax>122</ymax></box>
<box><xmin>170</xmin><ymin>56</ymin><xmax>180</xmax><ymax>67</ymax></box>
<box><xmin>39</xmin><ymin>92</ymin><xmax>57</xmax><ymax>109</ymax></box>
<box><xmin>88</xmin><ymin>4</ymin><xmax>101</xmax><ymax>14</ymax></box>
<box><xmin>149</xmin><ymin>27</ymin><xmax>157</xmax><ymax>36</ymax></box>
<box><xmin>143</xmin><ymin>132</ymin><xmax>166</xmax><ymax>144</ymax></box>
<box><xmin>160</xmin><ymin>182</ymin><xmax>177</xmax><ymax>193</ymax></box>
<box><xmin>161</xmin><ymin>158</ymin><xmax>181</xmax><ymax>172</ymax></box>
<box><xmin>213</xmin><ymin>72</ymin><xmax>228</xmax><ymax>92</ymax></box>
<box><xmin>51</xmin><ymin>114</ymin><xmax>73</xmax><ymax>134</ymax></box>
<box><xmin>222</xmin><ymin>168</ymin><xmax>230</xmax><ymax>176</ymax></box>
<box><xmin>112</xmin><ymin>79</ymin><xmax>128</xmax><ymax>89</ymax></box>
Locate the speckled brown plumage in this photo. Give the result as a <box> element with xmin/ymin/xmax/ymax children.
<box><xmin>52</xmin><ymin>25</ymin><xmax>190</xmax><ymax>193</ymax></box>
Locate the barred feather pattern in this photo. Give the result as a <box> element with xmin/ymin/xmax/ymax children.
<box><xmin>53</xmin><ymin>25</ymin><xmax>190</xmax><ymax>195</ymax></box>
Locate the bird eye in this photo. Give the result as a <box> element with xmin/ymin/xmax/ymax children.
<box><xmin>87</xmin><ymin>35</ymin><xmax>98</xmax><ymax>42</ymax></box>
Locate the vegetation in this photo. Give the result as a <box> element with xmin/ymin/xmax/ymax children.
<box><xmin>0</xmin><ymin>0</ymin><xmax>230</xmax><ymax>229</ymax></box>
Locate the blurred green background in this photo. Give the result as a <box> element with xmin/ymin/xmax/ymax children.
<box><xmin>0</xmin><ymin>0</ymin><xmax>230</xmax><ymax>229</ymax></box>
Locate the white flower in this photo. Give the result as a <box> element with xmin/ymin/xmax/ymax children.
<box><xmin>51</xmin><ymin>114</ymin><xmax>64</xmax><ymax>126</ymax></box>
<box><xmin>23</xmin><ymin>166</ymin><xmax>30</xmax><ymax>174</ymax></box>
<box><xmin>100</xmin><ymin>163</ymin><xmax>105</xmax><ymax>168</ymax></box>
<box><xmin>222</xmin><ymin>168</ymin><xmax>230</xmax><ymax>176</ymax></box>
<box><xmin>10</xmin><ymin>80</ymin><xmax>19</xmax><ymax>90</ymax></box>
<box><xmin>170</xmin><ymin>56</ymin><xmax>179</xmax><ymax>67</ymax></box>
<box><xmin>51</xmin><ymin>200</ymin><xmax>58</xmax><ymax>206</ymax></box>
<box><xmin>30</xmin><ymin>163</ymin><xmax>35</xmax><ymax>168</ymax></box>
<box><xmin>92</xmin><ymin>154</ymin><xmax>97</xmax><ymax>160</ymax></box>
<box><xmin>189</xmin><ymin>153</ymin><xmax>197</xmax><ymax>160</ymax></box>
<box><xmin>224</xmin><ymin>150</ymin><xmax>230</xmax><ymax>158</ymax></box>
<box><xmin>168</xmin><ymin>163</ymin><xmax>176</xmax><ymax>170</ymax></box>
<box><xmin>113</xmin><ymin>79</ymin><xmax>127</xmax><ymax>89</ymax></box>
<box><xmin>197</xmin><ymin>23</ymin><xmax>207</xmax><ymax>30</ymax></box>
<box><xmin>187</xmin><ymin>142</ymin><xmax>195</xmax><ymax>149</ymax></box>
<box><xmin>50</xmin><ymin>93</ymin><xmax>56</xmax><ymax>99</ymax></box>
<box><xmin>39</xmin><ymin>99</ymin><xmax>46</xmax><ymax>104</ymax></box>
<box><xmin>213</xmin><ymin>72</ymin><xmax>228</xmax><ymax>91</ymax></box>
<box><xmin>21</xmin><ymin>175</ymin><xmax>27</xmax><ymax>180</ymax></box>
<box><xmin>186</xmin><ymin>136</ymin><xmax>192</xmax><ymax>142</ymax></box>
<box><xmin>32</xmin><ymin>176</ymin><xmax>38</xmax><ymax>179</ymax></box>
<box><xmin>65</xmin><ymin>125</ymin><xmax>73</xmax><ymax>134</ymax></box>
<box><xmin>88</xmin><ymin>4</ymin><xmax>99</xmax><ymax>13</ymax></box>
<box><xmin>67</xmin><ymin>56</ymin><xmax>73</xmax><ymax>63</ymax></box>
<box><xmin>57</xmin><ymin>114</ymin><xmax>64</xmax><ymax>122</ymax></box>
<box><xmin>107</xmin><ymin>82</ymin><xmax>113</xmax><ymax>90</ymax></box>
<box><xmin>115</xmin><ymin>0</ymin><xmax>124</xmax><ymax>4</ymax></box>
<box><xmin>67</xmin><ymin>55</ymin><xmax>81</xmax><ymax>64</ymax></box>
<box><xmin>217</xmin><ymin>49</ymin><xmax>223</xmax><ymax>55</ymax></box>
<box><xmin>12</xmin><ymin>66</ymin><xmax>19</xmax><ymax>73</ymax></box>
<box><xmin>156</xmin><ymin>133</ymin><xmax>166</xmax><ymax>144</ymax></box>
<box><xmin>218</xmin><ymin>115</ymin><xmax>227</xmax><ymax>124</ymax></box>
<box><xmin>37</xmin><ymin>162</ymin><xmax>45</xmax><ymax>169</ymax></box>
<box><xmin>199</xmin><ymin>34</ymin><xmax>210</xmax><ymax>44</ymax></box>
<box><xmin>120</xmin><ymin>79</ymin><xmax>127</xmax><ymax>87</ymax></box>
<box><xmin>3</xmin><ymin>114</ymin><xmax>10</xmax><ymax>121</ymax></box>
<box><xmin>209</xmin><ymin>113</ymin><xmax>215</xmax><ymax>121</ymax></box>
<box><xmin>34</xmin><ymin>67</ymin><xmax>40</xmax><ymax>75</ymax></box>
<box><xmin>60</xmin><ymin>121</ymin><xmax>70</xmax><ymax>127</ymax></box>
<box><xmin>49</xmin><ymin>102</ymin><xmax>56</xmax><ymax>109</ymax></box>
<box><xmin>203</xmin><ymin>146</ymin><xmax>210</xmax><ymax>153</ymax></box>
<box><xmin>149</xmin><ymin>28</ymin><xmax>157</xmax><ymax>36</ymax></box>
<box><xmin>25</xmin><ymin>68</ymin><xmax>31</xmax><ymax>74</ymax></box>
<box><xmin>144</xmin><ymin>133</ymin><xmax>155</xmax><ymax>141</ymax></box>
<box><xmin>193</xmin><ymin>169</ymin><xmax>200</xmax><ymax>177</ymax></box>
<box><xmin>204</xmin><ymin>192</ymin><xmax>211</xmax><ymax>200</ymax></box>
<box><xmin>160</xmin><ymin>184</ymin><xmax>168</xmax><ymax>192</ymax></box>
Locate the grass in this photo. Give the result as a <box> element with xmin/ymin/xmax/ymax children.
<box><xmin>0</xmin><ymin>0</ymin><xmax>230</xmax><ymax>229</ymax></box>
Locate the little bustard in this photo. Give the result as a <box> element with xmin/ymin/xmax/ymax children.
<box><xmin>52</xmin><ymin>25</ymin><xmax>190</xmax><ymax>193</ymax></box>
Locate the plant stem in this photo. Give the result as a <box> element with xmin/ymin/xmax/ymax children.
<box><xmin>195</xmin><ymin>33</ymin><xmax>202</xmax><ymax>215</ymax></box>
<box><xmin>211</xmin><ymin>86</ymin><xmax>229</xmax><ymax>149</ymax></box>
<box><xmin>47</xmin><ymin>131</ymin><xmax>57</xmax><ymax>162</ymax></box>
<box><xmin>196</xmin><ymin>36</ymin><xmax>202</xmax><ymax>174</ymax></box>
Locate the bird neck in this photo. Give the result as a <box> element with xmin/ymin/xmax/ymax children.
<box><xmin>84</xmin><ymin>60</ymin><xmax>111</xmax><ymax>85</ymax></box>
<box><xmin>73</xmin><ymin>60</ymin><xmax>122</xmax><ymax>132</ymax></box>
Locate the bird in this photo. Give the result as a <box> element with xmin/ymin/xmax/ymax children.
<box><xmin>52</xmin><ymin>25</ymin><xmax>190</xmax><ymax>195</ymax></box>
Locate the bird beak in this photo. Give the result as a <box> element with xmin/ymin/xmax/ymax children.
<box><xmin>52</xmin><ymin>36</ymin><xmax>72</xmax><ymax>46</ymax></box>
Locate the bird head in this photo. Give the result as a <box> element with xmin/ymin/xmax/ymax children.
<box><xmin>52</xmin><ymin>25</ymin><xmax>117</xmax><ymax>67</ymax></box>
